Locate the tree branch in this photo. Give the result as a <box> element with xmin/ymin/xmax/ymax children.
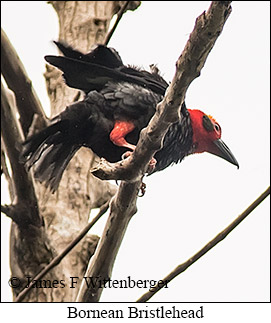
<box><xmin>92</xmin><ymin>1</ymin><xmax>232</xmax><ymax>182</ymax></box>
<box><xmin>14</xmin><ymin>201</ymin><xmax>109</xmax><ymax>302</ymax></box>
<box><xmin>103</xmin><ymin>1</ymin><xmax>141</xmax><ymax>46</ymax></box>
<box><xmin>1</xmin><ymin>82</ymin><xmax>42</xmax><ymax>227</ymax></box>
<box><xmin>77</xmin><ymin>1</ymin><xmax>233</xmax><ymax>302</ymax></box>
<box><xmin>1</xmin><ymin>28</ymin><xmax>47</xmax><ymax>136</ymax></box>
<box><xmin>104</xmin><ymin>1</ymin><xmax>130</xmax><ymax>46</ymax></box>
<box><xmin>76</xmin><ymin>180</ymin><xmax>141</xmax><ymax>302</ymax></box>
<box><xmin>136</xmin><ymin>186</ymin><xmax>270</xmax><ymax>302</ymax></box>
<box><xmin>1</xmin><ymin>137</ymin><xmax>15</xmax><ymax>201</ymax></box>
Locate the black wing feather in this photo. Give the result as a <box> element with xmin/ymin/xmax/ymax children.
<box><xmin>45</xmin><ymin>41</ymin><xmax>168</xmax><ymax>95</ymax></box>
<box><xmin>53</xmin><ymin>41</ymin><xmax>124</xmax><ymax>68</ymax></box>
<box><xmin>22</xmin><ymin>42</ymin><xmax>191</xmax><ymax>192</ymax></box>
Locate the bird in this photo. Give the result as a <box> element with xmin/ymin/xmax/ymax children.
<box><xmin>21</xmin><ymin>41</ymin><xmax>239</xmax><ymax>192</ymax></box>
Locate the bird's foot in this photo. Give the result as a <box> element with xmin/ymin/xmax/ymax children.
<box><xmin>121</xmin><ymin>150</ymin><xmax>133</xmax><ymax>160</ymax></box>
<box><xmin>121</xmin><ymin>151</ymin><xmax>156</xmax><ymax>174</ymax></box>
<box><xmin>146</xmin><ymin>157</ymin><xmax>157</xmax><ymax>174</ymax></box>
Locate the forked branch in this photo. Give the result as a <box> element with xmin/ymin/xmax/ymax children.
<box><xmin>1</xmin><ymin>28</ymin><xmax>47</xmax><ymax>136</ymax></box>
<box><xmin>91</xmin><ymin>1</ymin><xmax>232</xmax><ymax>182</ymax></box>
<box><xmin>1</xmin><ymin>82</ymin><xmax>42</xmax><ymax>227</ymax></box>
<box><xmin>77</xmin><ymin>1</ymin><xmax>233</xmax><ymax>302</ymax></box>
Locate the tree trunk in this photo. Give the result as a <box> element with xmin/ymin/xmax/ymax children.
<box><xmin>8</xmin><ymin>1</ymin><xmax>138</xmax><ymax>302</ymax></box>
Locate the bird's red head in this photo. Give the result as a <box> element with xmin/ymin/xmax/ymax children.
<box><xmin>188</xmin><ymin>109</ymin><xmax>239</xmax><ymax>168</ymax></box>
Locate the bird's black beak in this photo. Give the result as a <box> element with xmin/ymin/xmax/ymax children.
<box><xmin>210</xmin><ymin>139</ymin><xmax>239</xmax><ymax>168</ymax></box>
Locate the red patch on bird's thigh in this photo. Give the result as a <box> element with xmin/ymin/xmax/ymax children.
<box><xmin>109</xmin><ymin>120</ymin><xmax>136</xmax><ymax>151</ymax></box>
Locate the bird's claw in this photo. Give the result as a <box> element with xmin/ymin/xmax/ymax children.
<box><xmin>138</xmin><ymin>182</ymin><xmax>146</xmax><ymax>197</ymax></box>
<box><xmin>120</xmin><ymin>151</ymin><xmax>156</xmax><ymax>197</ymax></box>
<box><xmin>116</xmin><ymin>178</ymin><xmax>146</xmax><ymax>196</ymax></box>
<box><xmin>146</xmin><ymin>157</ymin><xmax>157</xmax><ymax>174</ymax></box>
<box><xmin>122</xmin><ymin>151</ymin><xmax>156</xmax><ymax>172</ymax></box>
<box><xmin>121</xmin><ymin>151</ymin><xmax>133</xmax><ymax>160</ymax></box>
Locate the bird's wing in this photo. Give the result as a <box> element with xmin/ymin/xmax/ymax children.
<box><xmin>45</xmin><ymin>55</ymin><xmax>125</xmax><ymax>92</ymax></box>
<box><xmin>45</xmin><ymin>42</ymin><xmax>168</xmax><ymax>95</ymax></box>
<box><xmin>99</xmin><ymin>81</ymin><xmax>163</xmax><ymax>123</ymax></box>
<box><xmin>53</xmin><ymin>41</ymin><xmax>124</xmax><ymax>68</ymax></box>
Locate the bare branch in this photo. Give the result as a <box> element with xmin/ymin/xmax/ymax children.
<box><xmin>3</xmin><ymin>1</ymin><xmax>133</xmax><ymax>303</ymax></box>
<box><xmin>1</xmin><ymin>137</ymin><xmax>15</xmax><ymax>201</ymax></box>
<box><xmin>1</xmin><ymin>28</ymin><xmax>47</xmax><ymax>136</ymax></box>
<box><xmin>92</xmin><ymin>1</ymin><xmax>232</xmax><ymax>182</ymax></box>
<box><xmin>136</xmin><ymin>186</ymin><xmax>270</xmax><ymax>302</ymax></box>
<box><xmin>14</xmin><ymin>201</ymin><xmax>110</xmax><ymax>302</ymax></box>
<box><xmin>104</xmin><ymin>1</ymin><xmax>130</xmax><ymax>46</ymax></box>
<box><xmin>1</xmin><ymin>82</ymin><xmax>42</xmax><ymax>227</ymax></box>
<box><xmin>78</xmin><ymin>1</ymin><xmax>233</xmax><ymax>302</ymax></box>
<box><xmin>76</xmin><ymin>180</ymin><xmax>141</xmax><ymax>302</ymax></box>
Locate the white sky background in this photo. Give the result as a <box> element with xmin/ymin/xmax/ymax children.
<box><xmin>1</xmin><ymin>0</ymin><xmax>270</xmax><ymax>307</ymax></box>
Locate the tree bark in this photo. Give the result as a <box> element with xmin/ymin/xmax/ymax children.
<box><xmin>77</xmin><ymin>1</ymin><xmax>232</xmax><ymax>302</ymax></box>
<box><xmin>3</xmin><ymin>1</ymin><xmax>139</xmax><ymax>302</ymax></box>
<box><xmin>3</xmin><ymin>1</ymin><xmax>234</xmax><ymax>303</ymax></box>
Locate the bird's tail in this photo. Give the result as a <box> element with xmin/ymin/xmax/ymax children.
<box><xmin>21</xmin><ymin>120</ymin><xmax>79</xmax><ymax>192</ymax></box>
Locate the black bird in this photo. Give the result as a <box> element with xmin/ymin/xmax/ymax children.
<box><xmin>21</xmin><ymin>41</ymin><xmax>239</xmax><ymax>192</ymax></box>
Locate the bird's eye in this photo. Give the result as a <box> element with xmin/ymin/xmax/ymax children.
<box><xmin>214</xmin><ymin>123</ymin><xmax>220</xmax><ymax>132</ymax></box>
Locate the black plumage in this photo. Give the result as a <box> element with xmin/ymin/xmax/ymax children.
<box><xmin>21</xmin><ymin>42</ymin><xmax>194</xmax><ymax>192</ymax></box>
